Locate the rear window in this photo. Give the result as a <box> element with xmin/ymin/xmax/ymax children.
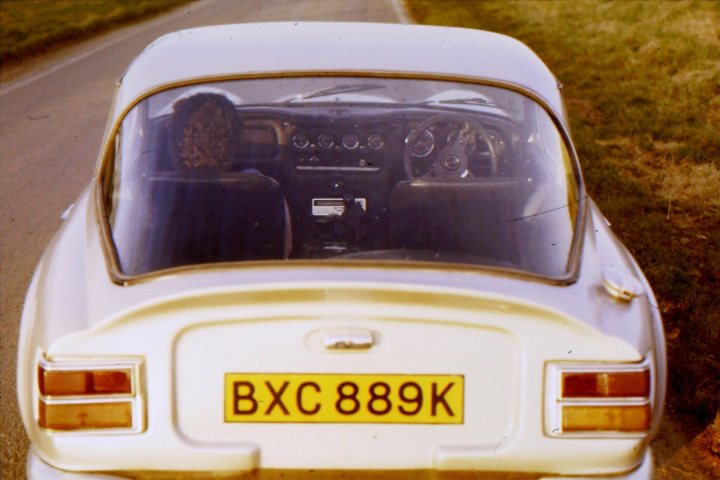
<box><xmin>106</xmin><ymin>77</ymin><xmax>580</xmax><ymax>278</ymax></box>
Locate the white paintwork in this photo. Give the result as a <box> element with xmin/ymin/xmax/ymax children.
<box><xmin>17</xmin><ymin>186</ymin><xmax>665</xmax><ymax>477</ymax></box>
<box><xmin>116</xmin><ymin>23</ymin><xmax>565</xmax><ymax>123</ymax></box>
<box><xmin>17</xmin><ymin>22</ymin><xmax>665</xmax><ymax>480</ymax></box>
<box><xmin>19</xmin><ymin>184</ymin><xmax>664</xmax><ymax>474</ymax></box>
<box><xmin>27</xmin><ymin>446</ymin><xmax>655</xmax><ymax>480</ymax></box>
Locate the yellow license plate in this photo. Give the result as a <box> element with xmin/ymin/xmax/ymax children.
<box><xmin>224</xmin><ymin>373</ymin><xmax>464</xmax><ymax>424</ymax></box>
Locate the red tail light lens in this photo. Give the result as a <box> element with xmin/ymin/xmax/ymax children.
<box><xmin>561</xmin><ymin>370</ymin><xmax>649</xmax><ymax>398</ymax></box>
<box><xmin>39</xmin><ymin>367</ymin><xmax>132</xmax><ymax>396</ymax></box>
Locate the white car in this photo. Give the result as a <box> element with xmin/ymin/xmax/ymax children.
<box><xmin>18</xmin><ymin>22</ymin><xmax>665</xmax><ymax>479</ymax></box>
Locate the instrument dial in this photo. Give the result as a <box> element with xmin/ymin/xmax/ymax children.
<box><xmin>367</xmin><ymin>133</ymin><xmax>384</xmax><ymax>150</ymax></box>
<box><xmin>292</xmin><ymin>132</ymin><xmax>310</xmax><ymax>149</ymax></box>
<box><xmin>409</xmin><ymin>129</ymin><xmax>435</xmax><ymax>158</ymax></box>
<box><xmin>342</xmin><ymin>132</ymin><xmax>360</xmax><ymax>150</ymax></box>
<box><xmin>317</xmin><ymin>133</ymin><xmax>335</xmax><ymax>149</ymax></box>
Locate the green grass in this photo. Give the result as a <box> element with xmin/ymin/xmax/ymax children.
<box><xmin>0</xmin><ymin>0</ymin><xmax>191</xmax><ymax>64</ymax></box>
<box><xmin>405</xmin><ymin>0</ymin><xmax>720</xmax><ymax>425</ymax></box>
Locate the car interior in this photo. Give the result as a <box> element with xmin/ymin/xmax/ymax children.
<box><xmin>107</xmin><ymin>85</ymin><xmax>577</xmax><ymax>278</ymax></box>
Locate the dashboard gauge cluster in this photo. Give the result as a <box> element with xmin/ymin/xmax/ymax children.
<box><xmin>292</xmin><ymin>131</ymin><xmax>385</xmax><ymax>152</ymax></box>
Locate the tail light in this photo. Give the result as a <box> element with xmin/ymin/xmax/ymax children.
<box><xmin>39</xmin><ymin>367</ymin><xmax>133</xmax><ymax>396</ymax></box>
<box><xmin>37</xmin><ymin>357</ymin><xmax>144</xmax><ymax>433</ymax></box>
<box><xmin>545</xmin><ymin>362</ymin><xmax>652</xmax><ymax>436</ymax></box>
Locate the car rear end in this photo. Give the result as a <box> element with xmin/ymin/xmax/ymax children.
<box><xmin>23</xmin><ymin>277</ymin><xmax>659</xmax><ymax>479</ymax></box>
<box><xmin>19</xmin><ymin>22</ymin><xmax>663</xmax><ymax>480</ymax></box>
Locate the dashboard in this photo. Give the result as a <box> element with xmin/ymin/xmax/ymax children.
<box><xmin>152</xmin><ymin>105</ymin><xmax>516</xmax><ymax>258</ymax></box>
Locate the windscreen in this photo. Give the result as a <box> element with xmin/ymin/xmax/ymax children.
<box><xmin>106</xmin><ymin>77</ymin><xmax>580</xmax><ymax>278</ymax></box>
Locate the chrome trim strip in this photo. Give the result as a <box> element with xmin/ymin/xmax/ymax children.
<box><xmin>296</xmin><ymin>166</ymin><xmax>381</xmax><ymax>172</ymax></box>
<box><xmin>323</xmin><ymin>331</ymin><xmax>375</xmax><ymax>350</ymax></box>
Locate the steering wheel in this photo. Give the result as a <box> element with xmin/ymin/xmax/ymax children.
<box><xmin>404</xmin><ymin>114</ymin><xmax>498</xmax><ymax>179</ymax></box>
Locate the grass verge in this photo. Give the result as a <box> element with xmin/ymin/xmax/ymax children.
<box><xmin>0</xmin><ymin>0</ymin><xmax>191</xmax><ymax>65</ymax></box>
<box><xmin>405</xmin><ymin>0</ymin><xmax>719</xmax><ymax>427</ymax></box>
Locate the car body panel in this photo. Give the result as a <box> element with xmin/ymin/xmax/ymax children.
<box><xmin>116</xmin><ymin>23</ymin><xmax>566</xmax><ymax>127</ymax></box>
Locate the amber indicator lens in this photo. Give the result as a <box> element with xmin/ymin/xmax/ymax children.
<box><xmin>39</xmin><ymin>367</ymin><xmax>132</xmax><ymax>396</ymax></box>
<box><xmin>561</xmin><ymin>370</ymin><xmax>649</xmax><ymax>398</ymax></box>
<box><xmin>38</xmin><ymin>400</ymin><xmax>133</xmax><ymax>430</ymax></box>
<box><xmin>562</xmin><ymin>404</ymin><xmax>651</xmax><ymax>432</ymax></box>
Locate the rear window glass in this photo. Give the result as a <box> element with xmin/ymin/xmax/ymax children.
<box><xmin>106</xmin><ymin>77</ymin><xmax>580</xmax><ymax>278</ymax></box>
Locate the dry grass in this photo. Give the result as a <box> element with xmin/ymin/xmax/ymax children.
<box><xmin>405</xmin><ymin>0</ymin><xmax>720</xmax><ymax>438</ymax></box>
<box><xmin>596</xmin><ymin>140</ymin><xmax>720</xmax><ymax>220</ymax></box>
<box><xmin>662</xmin><ymin>163</ymin><xmax>720</xmax><ymax>218</ymax></box>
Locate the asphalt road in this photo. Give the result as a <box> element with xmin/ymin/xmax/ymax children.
<box><xmin>0</xmin><ymin>1</ymin><xmax>406</xmax><ymax>477</ymax></box>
